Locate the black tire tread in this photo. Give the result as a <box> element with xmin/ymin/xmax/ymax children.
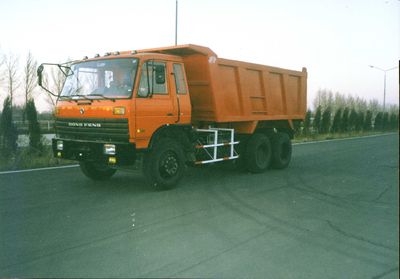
<box><xmin>79</xmin><ymin>161</ymin><xmax>117</xmax><ymax>180</ymax></box>
<box><xmin>245</xmin><ymin>133</ymin><xmax>272</xmax><ymax>173</ymax></box>
<box><xmin>271</xmin><ymin>132</ymin><xmax>292</xmax><ymax>169</ymax></box>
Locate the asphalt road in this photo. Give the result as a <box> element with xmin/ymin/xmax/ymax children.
<box><xmin>1</xmin><ymin>134</ymin><xmax>398</xmax><ymax>278</ymax></box>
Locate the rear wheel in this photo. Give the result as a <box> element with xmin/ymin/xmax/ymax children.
<box><xmin>245</xmin><ymin>133</ymin><xmax>272</xmax><ymax>173</ymax></box>
<box><xmin>143</xmin><ymin>138</ymin><xmax>186</xmax><ymax>190</ymax></box>
<box><xmin>271</xmin><ymin>132</ymin><xmax>292</xmax><ymax>169</ymax></box>
<box><xmin>79</xmin><ymin>161</ymin><xmax>117</xmax><ymax>180</ymax></box>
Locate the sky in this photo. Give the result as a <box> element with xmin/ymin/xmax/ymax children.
<box><xmin>0</xmin><ymin>0</ymin><xmax>399</xmax><ymax>112</ymax></box>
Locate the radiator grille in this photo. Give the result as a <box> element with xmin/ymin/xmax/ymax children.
<box><xmin>55</xmin><ymin>118</ymin><xmax>129</xmax><ymax>142</ymax></box>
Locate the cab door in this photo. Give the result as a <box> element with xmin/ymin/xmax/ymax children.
<box><xmin>135</xmin><ymin>60</ymin><xmax>178</xmax><ymax>149</ymax></box>
<box><xmin>170</xmin><ymin>62</ymin><xmax>191</xmax><ymax>124</ymax></box>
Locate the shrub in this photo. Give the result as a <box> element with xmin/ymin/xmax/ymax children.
<box><xmin>303</xmin><ymin>110</ymin><xmax>312</xmax><ymax>136</ymax></box>
<box><xmin>313</xmin><ymin>106</ymin><xmax>322</xmax><ymax>133</ymax></box>
<box><xmin>364</xmin><ymin>110</ymin><xmax>373</xmax><ymax>131</ymax></box>
<box><xmin>0</xmin><ymin>96</ymin><xmax>18</xmax><ymax>157</ymax></box>
<box><xmin>25</xmin><ymin>98</ymin><xmax>43</xmax><ymax>152</ymax></box>
<box><xmin>320</xmin><ymin>107</ymin><xmax>331</xmax><ymax>134</ymax></box>
<box><xmin>341</xmin><ymin>108</ymin><xmax>350</xmax><ymax>132</ymax></box>
<box><xmin>348</xmin><ymin>108</ymin><xmax>358</xmax><ymax>131</ymax></box>
<box><xmin>331</xmin><ymin>108</ymin><xmax>342</xmax><ymax>133</ymax></box>
<box><xmin>374</xmin><ymin>112</ymin><xmax>383</xmax><ymax>131</ymax></box>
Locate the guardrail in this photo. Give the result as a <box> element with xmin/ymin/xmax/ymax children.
<box><xmin>13</xmin><ymin>120</ymin><xmax>55</xmax><ymax>134</ymax></box>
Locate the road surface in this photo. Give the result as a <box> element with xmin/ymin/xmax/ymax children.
<box><xmin>1</xmin><ymin>134</ymin><xmax>398</xmax><ymax>278</ymax></box>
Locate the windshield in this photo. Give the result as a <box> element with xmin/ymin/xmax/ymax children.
<box><xmin>60</xmin><ymin>58</ymin><xmax>139</xmax><ymax>99</ymax></box>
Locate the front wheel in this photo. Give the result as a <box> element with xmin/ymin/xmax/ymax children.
<box><xmin>79</xmin><ymin>161</ymin><xmax>117</xmax><ymax>180</ymax></box>
<box><xmin>143</xmin><ymin>138</ymin><xmax>186</xmax><ymax>190</ymax></box>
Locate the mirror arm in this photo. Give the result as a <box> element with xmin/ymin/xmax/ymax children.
<box><xmin>40</xmin><ymin>86</ymin><xmax>60</xmax><ymax>98</ymax></box>
<box><xmin>37</xmin><ymin>63</ymin><xmax>61</xmax><ymax>98</ymax></box>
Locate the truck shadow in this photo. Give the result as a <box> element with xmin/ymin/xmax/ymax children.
<box><xmin>77</xmin><ymin>162</ymin><xmax>252</xmax><ymax>194</ymax></box>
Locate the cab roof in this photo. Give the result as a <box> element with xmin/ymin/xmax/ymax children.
<box><xmin>134</xmin><ymin>44</ymin><xmax>217</xmax><ymax>57</ymax></box>
<box><xmin>79</xmin><ymin>44</ymin><xmax>217</xmax><ymax>63</ymax></box>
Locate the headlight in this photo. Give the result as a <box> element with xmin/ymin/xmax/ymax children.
<box><xmin>56</xmin><ymin>140</ymin><xmax>63</xmax><ymax>150</ymax></box>
<box><xmin>104</xmin><ymin>144</ymin><xmax>116</xmax><ymax>155</ymax></box>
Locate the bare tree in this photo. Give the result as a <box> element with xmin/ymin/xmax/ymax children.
<box><xmin>23</xmin><ymin>51</ymin><xmax>37</xmax><ymax>121</ymax></box>
<box><xmin>313</xmin><ymin>89</ymin><xmax>333</xmax><ymax>111</ymax></box>
<box><xmin>4</xmin><ymin>52</ymin><xmax>20</xmax><ymax>109</ymax></box>
<box><xmin>368</xmin><ymin>99</ymin><xmax>381</xmax><ymax>116</ymax></box>
<box><xmin>333</xmin><ymin>92</ymin><xmax>346</xmax><ymax>111</ymax></box>
<box><xmin>354</xmin><ymin>96</ymin><xmax>368</xmax><ymax>112</ymax></box>
<box><xmin>0</xmin><ymin>50</ymin><xmax>5</xmax><ymax>85</ymax></box>
<box><xmin>23</xmin><ymin>52</ymin><xmax>37</xmax><ymax>104</ymax></box>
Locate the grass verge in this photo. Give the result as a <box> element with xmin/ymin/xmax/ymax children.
<box><xmin>0</xmin><ymin>145</ymin><xmax>75</xmax><ymax>172</ymax></box>
<box><xmin>292</xmin><ymin>131</ymin><xmax>395</xmax><ymax>143</ymax></box>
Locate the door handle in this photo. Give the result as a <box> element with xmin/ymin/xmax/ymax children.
<box><xmin>167</xmin><ymin>113</ymin><xmax>173</xmax><ymax>116</ymax></box>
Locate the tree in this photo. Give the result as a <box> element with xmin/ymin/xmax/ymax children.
<box><xmin>23</xmin><ymin>52</ymin><xmax>37</xmax><ymax>122</ymax></box>
<box><xmin>303</xmin><ymin>110</ymin><xmax>312</xmax><ymax>136</ymax></box>
<box><xmin>331</xmin><ymin>108</ymin><xmax>342</xmax><ymax>133</ymax></box>
<box><xmin>348</xmin><ymin>108</ymin><xmax>358</xmax><ymax>131</ymax></box>
<box><xmin>354</xmin><ymin>96</ymin><xmax>368</xmax><ymax>112</ymax></box>
<box><xmin>364</xmin><ymin>110</ymin><xmax>373</xmax><ymax>131</ymax></box>
<box><xmin>382</xmin><ymin>112</ymin><xmax>389</xmax><ymax>131</ymax></box>
<box><xmin>333</xmin><ymin>92</ymin><xmax>346</xmax><ymax>112</ymax></box>
<box><xmin>341</xmin><ymin>107</ymin><xmax>350</xmax><ymax>132</ymax></box>
<box><xmin>346</xmin><ymin>95</ymin><xmax>356</xmax><ymax>109</ymax></box>
<box><xmin>355</xmin><ymin>111</ymin><xmax>364</xmax><ymax>132</ymax></box>
<box><xmin>4</xmin><ymin>52</ymin><xmax>20</xmax><ymax>109</ymax></box>
<box><xmin>25</xmin><ymin>98</ymin><xmax>42</xmax><ymax>151</ymax></box>
<box><xmin>0</xmin><ymin>51</ymin><xmax>5</xmax><ymax>84</ymax></box>
<box><xmin>374</xmin><ymin>112</ymin><xmax>383</xmax><ymax>131</ymax></box>
<box><xmin>320</xmin><ymin>107</ymin><xmax>331</xmax><ymax>134</ymax></box>
<box><xmin>368</xmin><ymin>99</ymin><xmax>381</xmax><ymax>116</ymax></box>
<box><xmin>389</xmin><ymin>113</ymin><xmax>398</xmax><ymax>131</ymax></box>
<box><xmin>0</xmin><ymin>96</ymin><xmax>18</xmax><ymax>157</ymax></box>
<box><xmin>313</xmin><ymin>89</ymin><xmax>334</xmax><ymax>112</ymax></box>
<box><xmin>313</xmin><ymin>106</ymin><xmax>322</xmax><ymax>134</ymax></box>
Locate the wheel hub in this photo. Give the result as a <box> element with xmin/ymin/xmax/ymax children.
<box><xmin>161</xmin><ymin>154</ymin><xmax>178</xmax><ymax>176</ymax></box>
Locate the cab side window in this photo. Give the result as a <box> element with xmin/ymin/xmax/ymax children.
<box><xmin>138</xmin><ymin>61</ymin><xmax>167</xmax><ymax>97</ymax></box>
<box><xmin>173</xmin><ymin>63</ymin><xmax>187</xmax><ymax>94</ymax></box>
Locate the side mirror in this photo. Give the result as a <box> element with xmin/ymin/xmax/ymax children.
<box><xmin>155</xmin><ymin>65</ymin><xmax>165</xmax><ymax>84</ymax></box>
<box><xmin>37</xmin><ymin>65</ymin><xmax>44</xmax><ymax>86</ymax></box>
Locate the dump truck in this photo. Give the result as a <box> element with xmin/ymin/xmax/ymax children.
<box><xmin>37</xmin><ymin>44</ymin><xmax>307</xmax><ymax>190</ymax></box>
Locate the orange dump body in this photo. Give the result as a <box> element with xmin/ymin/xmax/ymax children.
<box><xmin>140</xmin><ymin>45</ymin><xmax>307</xmax><ymax>125</ymax></box>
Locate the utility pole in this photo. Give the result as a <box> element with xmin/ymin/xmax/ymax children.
<box><xmin>175</xmin><ymin>0</ymin><xmax>178</xmax><ymax>45</ymax></box>
<box><xmin>369</xmin><ymin>65</ymin><xmax>398</xmax><ymax>111</ymax></box>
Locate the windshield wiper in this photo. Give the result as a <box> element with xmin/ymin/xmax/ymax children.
<box><xmin>58</xmin><ymin>96</ymin><xmax>76</xmax><ymax>103</ymax></box>
<box><xmin>72</xmin><ymin>94</ymin><xmax>93</xmax><ymax>102</ymax></box>
<box><xmin>88</xmin><ymin>93</ymin><xmax>116</xmax><ymax>102</ymax></box>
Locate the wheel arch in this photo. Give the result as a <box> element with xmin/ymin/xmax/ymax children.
<box><xmin>255</xmin><ymin>120</ymin><xmax>295</xmax><ymax>139</ymax></box>
<box><xmin>148</xmin><ymin>124</ymin><xmax>193</xmax><ymax>152</ymax></box>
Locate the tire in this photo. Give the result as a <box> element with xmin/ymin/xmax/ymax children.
<box><xmin>245</xmin><ymin>133</ymin><xmax>272</xmax><ymax>173</ymax></box>
<box><xmin>271</xmin><ymin>132</ymin><xmax>292</xmax><ymax>169</ymax></box>
<box><xmin>143</xmin><ymin>138</ymin><xmax>186</xmax><ymax>190</ymax></box>
<box><xmin>79</xmin><ymin>161</ymin><xmax>117</xmax><ymax>180</ymax></box>
<box><xmin>232</xmin><ymin>139</ymin><xmax>248</xmax><ymax>171</ymax></box>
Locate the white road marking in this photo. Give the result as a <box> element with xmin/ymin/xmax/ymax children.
<box><xmin>0</xmin><ymin>164</ymin><xmax>79</xmax><ymax>175</ymax></box>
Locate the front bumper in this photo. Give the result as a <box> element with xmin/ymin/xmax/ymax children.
<box><xmin>52</xmin><ymin>138</ymin><xmax>136</xmax><ymax>166</ymax></box>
